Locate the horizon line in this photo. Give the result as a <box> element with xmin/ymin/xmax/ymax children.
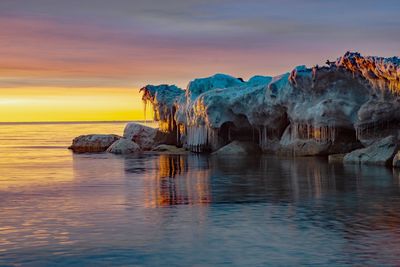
<box><xmin>0</xmin><ymin>120</ymin><xmax>153</xmax><ymax>125</ymax></box>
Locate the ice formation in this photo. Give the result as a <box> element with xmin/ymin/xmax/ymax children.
<box><xmin>139</xmin><ymin>52</ymin><xmax>400</xmax><ymax>155</ymax></box>
<box><xmin>140</xmin><ymin>84</ymin><xmax>184</xmax><ymax>133</ymax></box>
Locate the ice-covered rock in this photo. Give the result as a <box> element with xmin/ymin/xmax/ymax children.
<box><xmin>69</xmin><ymin>134</ymin><xmax>120</xmax><ymax>153</ymax></box>
<box><xmin>247</xmin><ymin>75</ymin><xmax>272</xmax><ymax>86</ymax></box>
<box><xmin>106</xmin><ymin>138</ymin><xmax>140</xmax><ymax>154</ymax></box>
<box><xmin>140</xmin><ymin>84</ymin><xmax>184</xmax><ymax>132</ymax></box>
<box><xmin>343</xmin><ymin>136</ymin><xmax>399</xmax><ymax>166</ymax></box>
<box><xmin>139</xmin><ymin>52</ymin><xmax>400</xmax><ymax>156</ymax></box>
<box><xmin>212</xmin><ymin>141</ymin><xmax>261</xmax><ymax>155</ymax></box>
<box><xmin>186</xmin><ymin>74</ymin><xmax>244</xmax><ymax>101</ymax></box>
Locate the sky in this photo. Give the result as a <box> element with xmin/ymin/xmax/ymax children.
<box><xmin>0</xmin><ymin>0</ymin><xmax>399</xmax><ymax>122</ymax></box>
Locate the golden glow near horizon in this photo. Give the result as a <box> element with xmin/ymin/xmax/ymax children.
<box><xmin>0</xmin><ymin>87</ymin><xmax>149</xmax><ymax>122</ymax></box>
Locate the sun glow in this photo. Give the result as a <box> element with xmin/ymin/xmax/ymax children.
<box><xmin>0</xmin><ymin>87</ymin><xmax>147</xmax><ymax>122</ymax></box>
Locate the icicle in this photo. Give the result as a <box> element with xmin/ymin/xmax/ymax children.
<box><xmin>259</xmin><ymin>125</ymin><xmax>268</xmax><ymax>150</ymax></box>
<box><xmin>186</xmin><ymin>125</ymin><xmax>214</xmax><ymax>152</ymax></box>
<box><xmin>144</xmin><ymin>100</ymin><xmax>147</xmax><ymax>125</ymax></box>
<box><xmin>176</xmin><ymin>124</ymin><xmax>179</xmax><ymax>145</ymax></box>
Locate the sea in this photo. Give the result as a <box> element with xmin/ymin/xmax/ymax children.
<box><xmin>0</xmin><ymin>122</ymin><xmax>400</xmax><ymax>266</ymax></box>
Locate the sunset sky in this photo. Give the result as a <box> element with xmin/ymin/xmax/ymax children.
<box><xmin>1</xmin><ymin>0</ymin><xmax>399</xmax><ymax>122</ymax></box>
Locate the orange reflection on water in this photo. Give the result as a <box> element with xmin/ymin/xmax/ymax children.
<box><xmin>144</xmin><ymin>155</ymin><xmax>211</xmax><ymax>207</ymax></box>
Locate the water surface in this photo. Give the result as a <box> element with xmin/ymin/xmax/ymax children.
<box><xmin>1</xmin><ymin>122</ymin><xmax>400</xmax><ymax>266</ymax></box>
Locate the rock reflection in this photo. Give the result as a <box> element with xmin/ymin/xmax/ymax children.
<box><xmin>138</xmin><ymin>154</ymin><xmax>211</xmax><ymax>207</ymax></box>
<box><xmin>128</xmin><ymin>154</ymin><xmax>400</xmax><ymax>208</ymax></box>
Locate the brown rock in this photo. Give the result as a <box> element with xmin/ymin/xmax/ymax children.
<box><xmin>69</xmin><ymin>134</ymin><xmax>120</xmax><ymax>153</ymax></box>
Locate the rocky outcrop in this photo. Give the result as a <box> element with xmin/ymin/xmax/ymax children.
<box><xmin>69</xmin><ymin>134</ymin><xmax>120</xmax><ymax>153</ymax></box>
<box><xmin>212</xmin><ymin>141</ymin><xmax>261</xmax><ymax>155</ymax></box>
<box><xmin>343</xmin><ymin>136</ymin><xmax>399</xmax><ymax>166</ymax></box>
<box><xmin>106</xmin><ymin>138</ymin><xmax>140</xmax><ymax>154</ymax></box>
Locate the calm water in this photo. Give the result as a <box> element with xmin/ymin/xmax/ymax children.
<box><xmin>1</xmin><ymin>122</ymin><xmax>400</xmax><ymax>266</ymax></box>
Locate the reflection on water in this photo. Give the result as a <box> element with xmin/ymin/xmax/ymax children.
<box><xmin>136</xmin><ymin>154</ymin><xmax>211</xmax><ymax>207</ymax></box>
<box><xmin>1</xmin><ymin>123</ymin><xmax>400</xmax><ymax>266</ymax></box>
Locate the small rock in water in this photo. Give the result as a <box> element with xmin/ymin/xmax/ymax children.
<box><xmin>107</xmin><ymin>138</ymin><xmax>140</xmax><ymax>154</ymax></box>
<box><xmin>69</xmin><ymin>134</ymin><xmax>121</xmax><ymax>153</ymax></box>
<box><xmin>152</xmin><ymin>144</ymin><xmax>186</xmax><ymax>153</ymax></box>
<box><xmin>212</xmin><ymin>141</ymin><xmax>261</xmax><ymax>155</ymax></box>
<box><xmin>328</xmin><ymin>154</ymin><xmax>345</xmax><ymax>163</ymax></box>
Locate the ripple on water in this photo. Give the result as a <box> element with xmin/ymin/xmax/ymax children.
<box><xmin>1</xmin><ymin>123</ymin><xmax>400</xmax><ymax>266</ymax></box>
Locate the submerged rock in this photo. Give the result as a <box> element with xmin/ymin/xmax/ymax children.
<box><xmin>152</xmin><ymin>144</ymin><xmax>187</xmax><ymax>153</ymax></box>
<box><xmin>69</xmin><ymin>134</ymin><xmax>120</xmax><ymax>153</ymax></box>
<box><xmin>106</xmin><ymin>138</ymin><xmax>140</xmax><ymax>154</ymax></box>
<box><xmin>328</xmin><ymin>154</ymin><xmax>345</xmax><ymax>163</ymax></box>
<box><xmin>344</xmin><ymin>136</ymin><xmax>399</xmax><ymax>166</ymax></box>
<box><xmin>212</xmin><ymin>141</ymin><xmax>261</xmax><ymax>155</ymax></box>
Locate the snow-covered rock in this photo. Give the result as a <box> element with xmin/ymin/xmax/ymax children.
<box><xmin>212</xmin><ymin>141</ymin><xmax>261</xmax><ymax>155</ymax></box>
<box><xmin>106</xmin><ymin>138</ymin><xmax>140</xmax><ymax>154</ymax></box>
<box><xmin>343</xmin><ymin>136</ymin><xmax>399</xmax><ymax>166</ymax></box>
<box><xmin>69</xmin><ymin>134</ymin><xmax>120</xmax><ymax>153</ymax></box>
